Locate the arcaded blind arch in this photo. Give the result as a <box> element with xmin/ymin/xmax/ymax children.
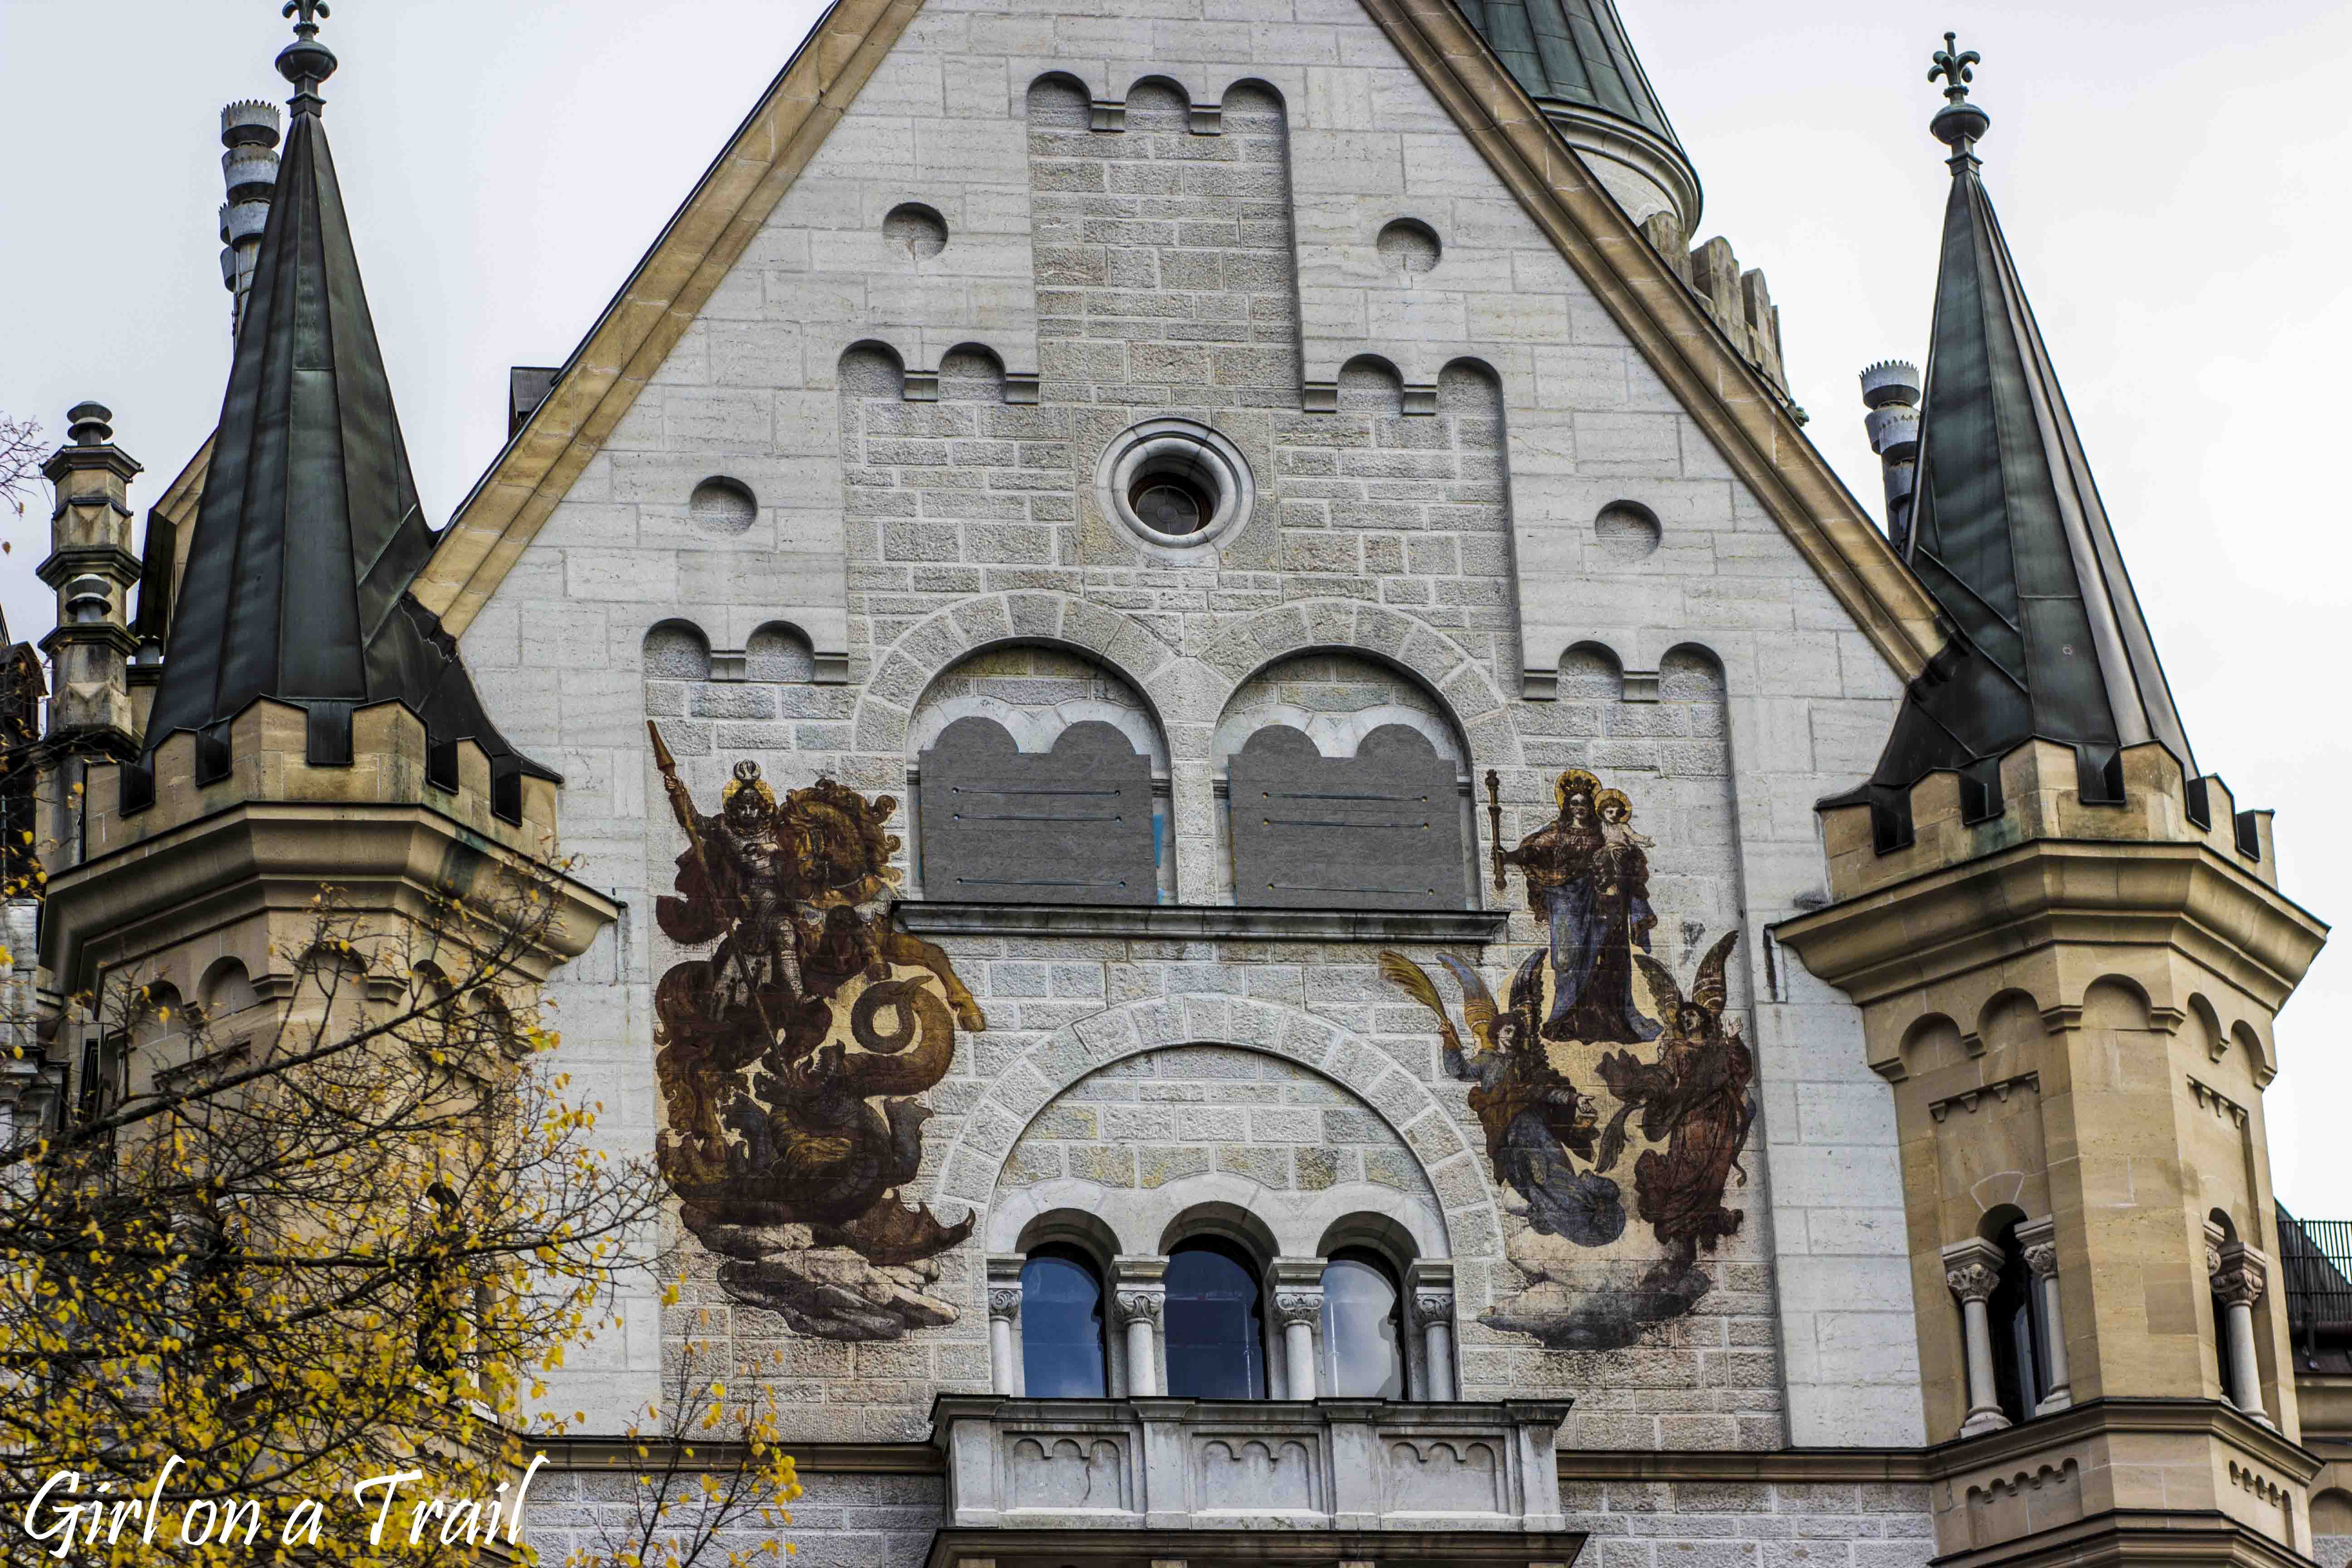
<box><xmin>1211</xmin><ymin>651</ymin><xmax>1475</xmax><ymax>910</ymax></box>
<box><xmin>907</xmin><ymin>644</ymin><xmax>1171</xmax><ymax>903</ymax></box>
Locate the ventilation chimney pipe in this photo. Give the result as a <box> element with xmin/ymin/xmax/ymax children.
<box><xmin>1859</xmin><ymin>360</ymin><xmax>1921</xmax><ymax>555</ymax></box>
<box><xmin>218</xmin><ymin>100</ymin><xmax>282</xmax><ymax>336</ymax></box>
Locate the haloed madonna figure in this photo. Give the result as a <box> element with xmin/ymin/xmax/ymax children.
<box><xmin>1502</xmin><ymin>769</ymin><xmax>1660</xmax><ymax>1044</ymax></box>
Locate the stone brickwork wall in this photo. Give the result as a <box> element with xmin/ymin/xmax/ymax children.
<box><xmin>525</xmin><ymin>1470</ymin><xmax>941</xmax><ymax>1568</ymax></box>
<box><xmin>471</xmin><ymin>0</ymin><xmax>1929</xmax><ymax>1455</ymax></box>
<box><xmin>1559</xmin><ymin>1476</ymin><xmax>1936</xmax><ymax>1568</ymax></box>
<box><xmin>995</xmin><ymin>1044</ymin><xmax>1440</xmax><ymax>1207</ymax></box>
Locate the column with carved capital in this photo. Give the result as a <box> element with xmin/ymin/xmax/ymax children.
<box><xmin>1941</xmin><ymin>1237</ymin><xmax>2010</xmax><ymax>1437</ymax></box>
<box><xmin>2210</xmin><ymin>1239</ymin><xmax>2274</xmax><ymax>1427</ymax></box>
<box><xmin>985</xmin><ymin>1254</ymin><xmax>1024</xmax><ymax>1396</ymax></box>
<box><xmin>2014</xmin><ymin>1217</ymin><xmax>2072</xmax><ymax>1414</ymax></box>
<box><xmin>1412</xmin><ymin>1290</ymin><xmax>1457</xmax><ymax>1401</ymax></box>
<box><xmin>1271</xmin><ymin>1256</ymin><xmax>1324</xmax><ymax>1400</ymax></box>
<box><xmin>1407</xmin><ymin>1257</ymin><xmax>1456</xmax><ymax>1401</ymax></box>
<box><xmin>1111</xmin><ymin>1255</ymin><xmax>1166</xmax><ymax>1397</ymax></box>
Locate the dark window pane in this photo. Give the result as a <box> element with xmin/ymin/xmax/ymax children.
<box><xmin>1022</xmin><ymin>1249</ymin><xmax>1107</xmax><ymax>1398</ymax></box>
<box><xmin>1320</xmin><ymin>1253</ymin><xmax>1404</xmax><ymax>1398</ymax></box>
<box><xmin>1165</xmin><ymin>1239</ymin><xmax>1266</xmax><ymax>1398</ymax></box>
<box><xmin>1988</xmin><ymin>1224</ymin><xmax>2041</xmax><ymax>1423</ymax></box>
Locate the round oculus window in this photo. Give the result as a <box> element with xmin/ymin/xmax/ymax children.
<box><xmin>1096</xmin><ymin>418</ymin><xmax>1254</xmax><ymax>550</ymax></box>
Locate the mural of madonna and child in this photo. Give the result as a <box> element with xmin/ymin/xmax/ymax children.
<box><xmin>646</xmin><ymin>723</ymin><xmax>983</xmax><ymax>1340</ymax></box>
<box><xmin>1383</xmin><ymin>768</ymin><xmax>1756</xmax><ymax>1349</ymax></box>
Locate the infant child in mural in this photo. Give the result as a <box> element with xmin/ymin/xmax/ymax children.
<box><xmin>647</xmin><ymin>723</ymin><xmax>985</xmax><ymax>1340</ymax></box>
<box><xmin>1382</xmin><ymin>768</ymin><xmax>1756</xmax><ymax>1348</ymax></box>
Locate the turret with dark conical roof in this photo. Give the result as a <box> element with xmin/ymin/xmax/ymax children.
<box><xmin>1780</xmin><ymin>42</ymin><xmax>2325</xmax><ymax>1566</ymax></box>
<box><xmin>1836</xmin><ymin>36</ymin><xmax>2195</xmax><ymax>848</ymax></box>
<box><xmin>1456</xmin><ymin>0</ymin><xmax>1700</xmax><ymax>240</ymax></box>
<box><xmin>133</xmin><ymin>0</ymin><xmax>549</xmax><ymax>820</ymax></box>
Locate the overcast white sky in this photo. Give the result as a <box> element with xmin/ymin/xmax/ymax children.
<box><xmin>3</xmin><ymin>1</ymin><xmax>2349</xmax><ymax>1213</ymax></box>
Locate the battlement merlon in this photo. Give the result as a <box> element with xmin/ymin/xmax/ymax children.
<box><xmin>1819</xmin><ymin>738</ymin><xmax>2282</xmax><ymax>899</ymax></box>
<box><xmin>1781</xmin><ymin>737</ymin><xmax>2326</xmax><ymax>1088</ymax></box>
<box><xmin>44</xmin><ymin>697</ymin><xmax>612</xmax><ymax>1001</ymax></box>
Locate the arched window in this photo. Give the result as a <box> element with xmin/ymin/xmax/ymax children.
<box><xmin>1319</xmin><ymin>1250</ymin><xmax>1405</xmax><ymax>1399</ymax></box>
<box><xmin>1164</xmin><ymin>1237</ymin><xmax>1266</xmax><ymax>1399</ymax></box>
<box><xmin>1988</xmin><ymin>1220</ymin><xmax>2046</xmax><ymax>1424</ymax></box>
<box><xmin>1020</xmin><ymin>1246</ymin><xmax>1108</xmax><ymax>1398</ymax></box>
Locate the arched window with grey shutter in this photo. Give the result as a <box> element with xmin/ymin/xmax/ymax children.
<box><xmin>1228</xmin><ymin>724</ymin><xmax>1465</xmax><ymax>910</ymax></box>
<box><xmin>917</xmin><ymin>716</ymin><xmax>1157</xmax><ymax>904</ymax></box>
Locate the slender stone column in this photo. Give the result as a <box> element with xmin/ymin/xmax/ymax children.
<box><xmin>1942</xmin><ymin>1237</ymin><xmax>2011</xmax><ymax>1437</ymax></box>
<box><xmin>1413</xmin><ymin>1289</ymin><xmax>1457</xmax><ymax>1401</ymax></box>
<box><xmin>1111</xmin><ymin>1255</ymin><xmax>1166</xmax><ymax>1397</ymax></box>
<box><xmin>2014</xmin><ymin>1217</ymin><xmax>2072</xmax><ymax>1414</ymax></box>
<box><xmin>1270</xmin><ymin>1256</ymin><xmax>1323</xmax><ymax>1400</ymax></box>
<box><xmin>2211</xmin><ymin>1240</ymin><xmax>2274</xmax><ymax>1427</ymax></box>
<box><xmin>1272</xmin><ymin>1289</ymin><xmax>1321</xmax><ymax>1399</ymax></box>
<box><xmin>985</xmin><ymin>1254</ymin><xmax>1023</xmax><ymax>1396</ymax></box>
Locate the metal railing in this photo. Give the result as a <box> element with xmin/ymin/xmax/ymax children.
<box><xmin>2277</xmin><ymin>1205</ymin><xmax>2352</xmax><ymax>1361</ymax></box>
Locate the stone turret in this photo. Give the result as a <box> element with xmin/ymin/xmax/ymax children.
<box><xmin>1779</xmin><ymin>38</ymin><xmax>2327</xmax><ymax>1568</ymax></box>
<box><xmin>1860</xmin><ymin>360</ymin><xmax>1921</xmax><ymax>551</ymax></box>
<box><xmin>37</xmin><ymin>404</ymin><xmax>141</xmax><ymax>751</ymax></box>
<box><xmin>37</xmin><ymin>5</ymin><xmax>607</xmax><ymax>1141</ymax></box>
<box><xmin>217</xmin><ymin>99</ymin><xmax>282</xmax><ymax>335</ymax></box>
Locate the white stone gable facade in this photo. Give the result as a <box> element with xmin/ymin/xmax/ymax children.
<box><xmin>463</xmin><ymin>0</ymin><xmax>1929</xmax><ymax>1493</ymax></box>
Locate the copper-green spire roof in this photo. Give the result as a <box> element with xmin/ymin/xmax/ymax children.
<box><xmin>1454</xmin><ymin>0</ymin><xmax>1682</xmax><ymax>148</ymax></box>
<box><xmin>137</xmin><ymin>2</ymin><xmax>549</xmax><ymax>817</ymax></box>
<box><xmin>1841</xmin><ymin>36</ymin><xmax>2195</xmax><ymax>843</ymax></box>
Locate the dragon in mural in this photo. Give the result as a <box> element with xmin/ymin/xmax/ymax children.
<box><xmin>1382</xmin><ymin>767</ymin><xmax>1756</xmax><ymax>1349</ymax></box>
<box><xmin>647</xmin><ymin>722</ymin><xmax>982</xmax><ymax>1338</ymax></box>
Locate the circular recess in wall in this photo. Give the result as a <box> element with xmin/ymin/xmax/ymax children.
<box><xmin>1376</xmin><ymin>218</ymin><xmax>1442</xmax><ymax>278</ymax></box>
<box><xmin>883</xmin><ymin>201</ymin><xmax>950</xmax><ymax>259</ymax></box>
<box><xmin>1096</xmin><ymin>418</ymin><xmax>1254</xmax><ymax>551</ymax></box>
<box><xmin>1595</xmin><ymin>499</ymin><xmax>1662</xmax><ymax>561</ymax></box>
<box><xmin>690</xmin><ymin>475</ymin><xmax>758</xmax><ymax>534</ymax></box>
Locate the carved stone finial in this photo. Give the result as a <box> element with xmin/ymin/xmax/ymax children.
<box><xmin>276</xmin><ymin>0</ymin><xmax>338</xmax><ymax>109</ymax></box>
<box><xmin>1929</xmin><ymin>32</ymin><xmax>1980</xmax><ymax>102</ymax></box>
<box><xmin>1928</xmin><ymin>30</ymin><xmax>1991</xmax><ymax>156</ymax></box>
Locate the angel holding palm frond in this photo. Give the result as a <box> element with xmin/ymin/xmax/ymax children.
<box><xmin>1380</xmin><ymin>951</ymin><xmax>1628</xmax><ymax>1248</ymax></box>
<box><xmin>1594</xmin><ymin>931</ymin><xmax>1756</xmax><ymax>1265</ymax></box>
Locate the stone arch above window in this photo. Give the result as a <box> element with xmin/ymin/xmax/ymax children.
<box><xmin>1214</xmin><ymin>651</ymin><xmax>1472</xmax><ymax>911</ymax></box>
<box><xmin>911</xmin><ymin>644</ymin><xmax>1168</xmax><ymax>905</ymax></box>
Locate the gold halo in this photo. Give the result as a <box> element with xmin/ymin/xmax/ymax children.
<box><xmin>1596</xmin><ymin>787</ymin><xmax>1632</xmax><ymax>819</ymax></box>
<box><xmin>721</xmin><ymin>776</ymin><xmax>777</xmax><ymax>809</ymax></box>
<box><xmin>1553</xmin><ymin>768</ymin><xmax>1602</xmax><ymax>810</ymax></box>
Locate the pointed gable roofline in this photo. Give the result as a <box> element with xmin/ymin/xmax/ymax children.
<box><xmin>413</xmin><ymin>0</ymin><xmax>1946</xmax><ymax>684</ymax></box>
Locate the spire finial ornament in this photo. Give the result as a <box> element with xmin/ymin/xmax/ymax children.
<box><xmin>1928</xmin><ymin>30</ymin><xmax>1990</xmax><ymax>160</ymax></box>
<box><xmin>276</xmin><ymin>0</ymin><xmax>338</xmax><ymax>114</ymax></box>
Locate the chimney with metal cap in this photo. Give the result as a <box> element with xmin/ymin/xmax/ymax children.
<box><xmin>1859</xmin><ymin>359</ymin><xmax>1921</xmax><ymax>554</ymax></box>
<box><xmin>218</xmin><ymin>99</ymin><xmax>282</xmax><ymax>335</ymax></box>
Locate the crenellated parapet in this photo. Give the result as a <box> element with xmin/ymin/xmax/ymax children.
<box><xmin>44</xmin><ymin>698</ymin><xmax>605</xmax><ymax>1013</ymax></box>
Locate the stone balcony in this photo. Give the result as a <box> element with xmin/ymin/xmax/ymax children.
<box><xmin>932</xmin><ymin>1395</ymin><xmax>1573</xmax><ymax>1534</ymax></box>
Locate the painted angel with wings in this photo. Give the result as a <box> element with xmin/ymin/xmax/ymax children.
<box><xmin>1595</xmin><ymin>930</ymin><xmax>1756</xmax><ymax>1262</ymax></box>
<box><xmin>1380</xmin><ymin>951</ymin><xmax>1627</xmax><ymax>1248</ymax></box>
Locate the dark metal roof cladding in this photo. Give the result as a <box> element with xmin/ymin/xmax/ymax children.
<box><xmin>1838</xmin><ymin>43</ymin><xmax>2195</xmax><ymax>844</ymax></box>
<box><xmin>1452</xmin><ymin>0</ymin><xmax>1682</xmax><ymax>149</ymax></box>
<box><xmin>137</xmin><ymin>5</ymin><xmax>551</xmax><ymax>815</ymax></box>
